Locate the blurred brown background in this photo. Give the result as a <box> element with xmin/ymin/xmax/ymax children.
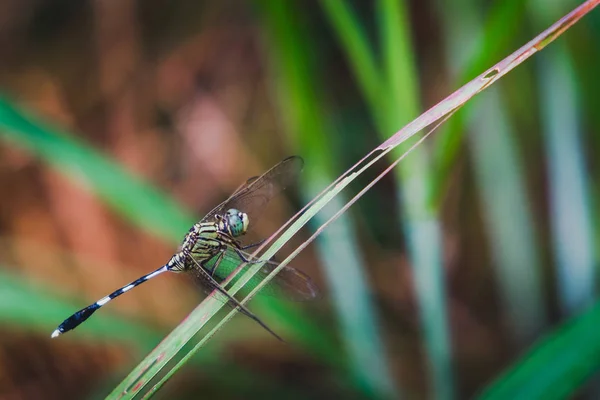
<box><xmin>1</xmin><ymin>1</ymin><xmax>599</xmax><ymax>399</ymax></box>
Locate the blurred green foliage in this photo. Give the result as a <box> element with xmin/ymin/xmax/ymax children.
<box><xmin>0</xmin><ymin>1</ymin><xmax>599</xmax><ymax>399</ymax></box>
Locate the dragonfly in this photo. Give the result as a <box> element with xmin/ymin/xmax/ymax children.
<box><xmin>51</xmin><ymin>156</ymin><xmax>318</xmax><ymax>341</ymax></box>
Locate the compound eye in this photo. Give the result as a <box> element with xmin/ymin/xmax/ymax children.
<box><xmin>241</xmin><ymin>213</ymin><xmax>249</xmax><ymax>234</ymax></box>
<box><xmin>223</xmin><ymin>209</ymin><xmax>245</xmax><ymax>237</ymax></box>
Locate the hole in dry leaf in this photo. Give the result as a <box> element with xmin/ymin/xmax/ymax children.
<box><xmin>483</xmin><ymin>69</ymin><xmax>499</xmax><ymax>79</ymax></box>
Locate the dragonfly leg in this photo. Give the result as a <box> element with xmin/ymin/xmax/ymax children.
<box><xmin>210</xmin><ymin>251</ymin><xmax>225</xmax><ymax>278</ymax></box>
<box><xmin>188</xmin><ymin>256</ymin><xmax>284</xmax><ymax>342</ymax></box>
<box><xmin>234</xmin><ymin>247</ymin><xmax>263</xmax><ymax>264</ymax></box>
<box><xmin>241</xmin><ymin>239</ymin><xmax>266</xmax><ymax>250</ymax></box>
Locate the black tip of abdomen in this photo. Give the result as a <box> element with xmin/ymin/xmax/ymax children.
<box><xmin>57</xmin><ymin>303</ymin><xmax>101</xmax><ymax>334</ymax></box>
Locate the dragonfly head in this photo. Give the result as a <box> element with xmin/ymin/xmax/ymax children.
<box><xmin>224</xmin><ymin>208</ymin><xmax>249</xmax><ymax>237</ymax></box>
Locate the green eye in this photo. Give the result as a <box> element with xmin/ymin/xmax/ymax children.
<box><xmin>225</xmin><ymin>208</ymin><xmax>246</xmax><ymax>236</ymax></box>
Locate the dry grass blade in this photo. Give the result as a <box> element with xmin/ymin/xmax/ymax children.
<box><xmin>107</xmin><ymin>2</ymin><xmax>599</xmax><ymax>398</ymax></box>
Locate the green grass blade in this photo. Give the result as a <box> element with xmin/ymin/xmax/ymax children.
<box><xmin>0</xmin><ymin>2</ymin><xmax>588</xmax><ymax>396</ymax></box>
<box><xmin>532</xmin><ymin>7</ymin><xmax>596</xmax><ymax>315</ymax></box>
<box><xmin>377</xmin><ymin>1</ymin><xmax>454</xmax><ymax>398</ymax></box>
<box><xmin>437</xmin><ymin>0</ymin><xmax>548</xmax><ymax>343</ymax></box>
<box><xmin>477</xmin><ymin>300</ymin><xmax>600</xmax><ymax>399</ymax></box>
<box><xmin>108</xmin><ymin>7</ymin><xmax>600</xmax><ymax>393</ymax></box>
<box><xmin>108</xmin><ymin>163</ymin><xmax>374</xmax><ymax>398</ymax></box>
<box><xmin>134</xmin><ymin>105</ymin><xmax>454</xmax><ymax>398</ymax></box>
<box><xmin>111</xmin><ymin>123</ymin><xmax>443</xmax><ymax>397</ymax></box>
<box><xmin>0</xmin><ymin>96</ymin><xmax>193</xmax><ymax>241</ymax></box>
<box><xmin>433</xmin><ymin>0</ymin><xmax>527</xmax><ymax>186</ymax></box>
<box><xmin>377</xmin><ymin>0</ymin><xmax>420</xmax><ymax>122</ymax></box>
<box><xmin>318</xmin><ymin>0</ymin><xmax>383</xmax><ymax>123</ymax></box>
<box><xmin>258</xmin><ymin>2</ymin><xmax>398</xmax><ymax>397</ymax></box>
<box><xmin>468</xmin><ymin>89</ymin><xmax>547</xmax><ymax>341</ymax></box>
<box><xmin>323</xmin><ymin>1</ymin><xmax>454</xmax><ymax>396</ymax></box>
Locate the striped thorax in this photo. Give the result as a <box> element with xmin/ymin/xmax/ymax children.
<box><xmin>168</xmin><ymin>208</ymin><xmax>249</xmax><ymax>272</ymax></box>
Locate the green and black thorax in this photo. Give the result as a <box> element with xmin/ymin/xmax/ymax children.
<box><xmin>167</xmin><ymin>208</ymin><xmax>249</xmax><ymax>272</ymax></box>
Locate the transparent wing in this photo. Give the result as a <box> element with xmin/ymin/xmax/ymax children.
<box><xmin>201</xmin><ymin>156</ymin><xmax>303</xmax><ymax>228</ymax></box>
<box><xmin>199</xmin><ymin>247</ymin><xmax>318</xmax><ymax>302</ymax></box>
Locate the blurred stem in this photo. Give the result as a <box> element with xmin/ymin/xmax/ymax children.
<box><xmin>322</xmin><ymin>1</ymin><xmax>455</xmax><ymax>398</ymax></box>
<box><xmin>432</xmin><ymin>0</ymin><xmax>527</xmax><ymax>196</ymax></box>
<box><xmin>531</xmin><ymin>1</ymin><xmax>596</xmax><ymax>315</ymax></box>
<box><xmin>258</xmin><ymin>2</ymin><xmax>398</xmax><ymax>398</ymax></box>
<box><xmin>0</xmin><ymin>96</ymin><xmax>193</xmax><ymax>241</ymax></box>
<box><xmin>468</xmin><ymin>90</ymin><xmax>547</xmax><ymax>341</ymax></box>
<box><xmin>435</xmin><ymin>0</ymin><xmax>547</xmax><ymax>344</ymax></box>
<box><xmin>319</xmin><ymin>0</ymin><xmax>384</xmax><ymax>125</ymax></box>
<box><xmin>478</xmin><ymin>298</ymin><xmax>600</xmax><ymax>399</ymax></box>
<box><xmin>377</xmin><ymin>0</ymin><xmax>419</xmax><ymax>125</ymax></box>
